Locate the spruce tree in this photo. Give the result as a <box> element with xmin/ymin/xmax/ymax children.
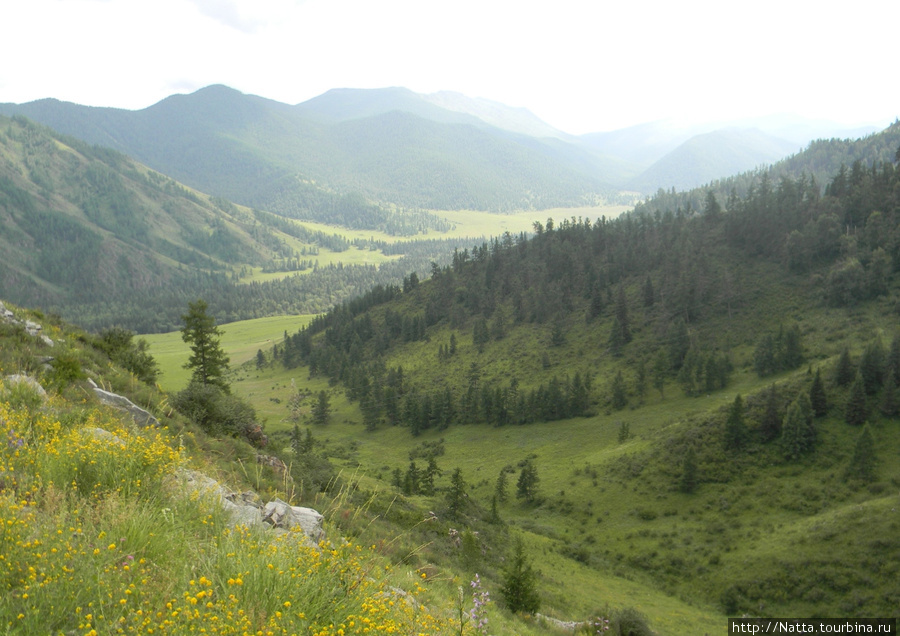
<box><xmin>446</xmin><ymin>467</ymin><xmax>467</xmax><ymax>519</ymax></box>
<box><xmin>516</xmin><ymin>460</ymin><xmax>540</xmax><ymax>504</ymax></box>
<box><xmin>834</xmin><ymin>347</ymin><xmax>855</xmax><ymax>387</ymax></box>
<box><xmin>845</xmin><ymin>373</ymin><xmax>868</xmax><ymax>427</ymax></box>
<box><xmin>610</xmin><ymin>370</ymin><xmax>628</xmax><ymax>410</ymax></box>
<box><xmin>781</xmin><ymin>400</ymin><xmax>812</xmax><ymax>460</ymax></box>
<box><xmin>723</xmin><ymin>394</ymin><xmax>747</xmax><ymax>451</ymax></box>
<box><xmin>760</xmin><ymin>384</ymin><xmax>781</xmax><ymax>442</ymax></box>
<box><xmin>809</xmin><ymin>368</ymin><xmax>828</xmax><ymax>417</ymax></box>
<box><xmin>495</xmin><ymin>469</ymin><xmax>509</xmax><ymax>503</ymax></box>
<box><xmin>880</xmin><ymin>368</ymin><xmax>899</xmax><ymax>417</ymax></box>
<box><xmin>679</xmin><ymin>447</ymin><xmax>698</xmax><ymax>493</ymax></box>
<box><xmin>311</xmin><ymin>390</ymin><xmax>331</xmax><ymax>426</ymax></box>
<box><xmin>615</xmin><ymin>285</ymin><xmax>632</xmax><ymax>343</ymax></box>
<box><xmin>844</xmin><ymin>424</ymin><xmax>876</xmax><ymax>482</ymax></box>
<box><xmin>859</xmin><ymin>340</ymin><xmax>886</xmax><ymax>395</ymax></box>
<box><xmin>501</xmin><ymin>538</ymin><xmax>540</xmax><ymax>614</ymax></box>
<box><xmin>181</xmin><ymin>299</ymin><xmax>230</xmax><ymax>391</ymax></box>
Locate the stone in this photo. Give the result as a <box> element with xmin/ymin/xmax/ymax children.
<box><xmin>3</xmin><ymin>374</ymin><xmax>48</xmax><ymax>401</ymax></box>
<box><xmin>87</xmin><ymin>378</ymin><xmax>160</xmax><ymax>427</ymax></box>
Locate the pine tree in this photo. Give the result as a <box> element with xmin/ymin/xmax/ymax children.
<box><xmin>516</xmin><ymin>460</ymin><xmax>539</xmax><ymax>504</ymax></box>
<box><xmin>809</xmin><ymin>368</ymin><xmax>828</xmax><ymax>417</ymax></box>
<box><xmin>880</xmin><ymin>368</ymin><xmax>899</xmax><ymax>417</ymax></box>
<box><xmin>834</xmin><ymin>347</ymin><xmax>855</xmax><ymax>387</ymax></box>
<box><xmin>615</xmin><ymin>285</ymin><xmax>632</xmax><ymax>343</ymax></box>
<box><xmin>859</xmin><ymin>340</ymin><xmax>886</xmax><ymax>394</ymax></box>
<box><xmin>781</xmin><ymin>399</ymin><xmax>813</xmax><ymax>460</ymax></box>
<box><xmin>500</xmin><ymin>538</ymin><xmax>540</xmax><ymax>614</ymax></box>
<box><xmin>404</xmin><ymin>461</ymin><xmax>421</xmax><ymax>496</ymax></box>
<box><xmin>446</xmin><ymin>467</ymin><xmax>467</xmax><ymax>519</ymax></box>
<box><xmin>844</xmin><ymin>424</ymin><xmax>876</xmax><ymax>482</ymax></box>
<box><xmin>610</xmin><ymin>370</ymin><xmax>628</xmax><ymax>410</ymax></box>
<box><xmin>495</xmin><ymin>469</ymin><xmax>509</xmax><ymax>503</ymax></box>
<box><xmin>723</xmin><ymin>394</ymin><xmax>747</xmax><ymax>451</ymax></box>
<box><xmin>679</xmin><ymin>446</ymin><xmax>698</xmax><ymax>493</ymax></box>
<box><xmin>311</xmin><ymin>390</ymin><xmax>331</xmax><ymax>426</ymax></box>
<box><xmin>642</xmin><ymin>275</ymin><xmax>655</xmax><ymax>308</ymax></box>
<box><xmin>181</xmin><ymin>299</ymin><xmax>230</xmax><ymax>391</ymax></box>
<box><xmin>845</xmin><ymin>373</ymin><xmax>868</xmax><ymax>427</ymax></box>
<box><xmin>760</xmin><ymin>384</ymin><xmax>781</xmax><ymax>442</ymax></box>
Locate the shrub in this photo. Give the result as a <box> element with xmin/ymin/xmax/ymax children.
<box><xmin>172</xmin><ymin>381</ymin><xmax>257</xmax><ymax>437</ymax></box>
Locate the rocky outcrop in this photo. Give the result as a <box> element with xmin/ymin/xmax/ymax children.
<box><xmin>0</xmin><ymin>302</ymin><xmax>53</xmax><ymax>346</ymax></box>
<box><xmin>173</xmin><ymin>467</ymin><xmax>324</xmax><ymax>548</ymax></box>
<box><xmin>87</xmin><ymin>379</ymin><xmax>161</xmax><ymax>428</ymax></box>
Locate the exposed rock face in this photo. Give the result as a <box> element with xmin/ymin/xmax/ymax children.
<box><xmin>87</xmin><ymin>379</ymin><xmax>161</xmax><ymax>428</ymax></box>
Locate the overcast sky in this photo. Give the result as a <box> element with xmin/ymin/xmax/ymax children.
<box><xmin>2</xmin><ymin>0</ymin><xmax>897</xmax><ymax>134</ymax></box>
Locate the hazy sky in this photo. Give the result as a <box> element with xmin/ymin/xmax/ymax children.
<box><xmin>2</xmin><ymin>0</ymin><xmax>897</xmax><ymax>134</ymax></box>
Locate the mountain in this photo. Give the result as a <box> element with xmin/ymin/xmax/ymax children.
<box><xmin>0</xmin><ymin>86</ymin><xmax>614</xmax><ymax>216</ymax></box>
<box><xmin>626</xmin><ymin>127</ymin><xmax>801</xmax><ymax>192</ymax></box>
<box><xmin>581</xmin><ymin>115</ymin><xmax>880</xmax><ymax>168</ymax></box>
<box><xmin>0</xmin><ymin>114</ymin><xmax>470</xmax><ymax>332</ymax></box>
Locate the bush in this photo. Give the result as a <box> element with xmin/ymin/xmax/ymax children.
<box><xmin>172</xmin><ymin>381</ymin><xmax>257</xmax><ymax>437</ymax></box>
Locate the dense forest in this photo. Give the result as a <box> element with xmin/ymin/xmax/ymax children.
<box><xmin>279</xmin><ymin>142</ymin><xmax>900</xmax><ymax>434</ymax></box>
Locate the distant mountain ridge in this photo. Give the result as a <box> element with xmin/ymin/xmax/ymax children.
<box><xmin>0</xmin><ymin>85</ymin><xmax>888</xmax><ymax>210</ymax></box>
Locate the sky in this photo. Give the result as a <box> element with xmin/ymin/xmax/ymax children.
<box><xmin>2</xmin><ymin>0</ymin><xmax>897</xmax><ymax>134</ymax></box>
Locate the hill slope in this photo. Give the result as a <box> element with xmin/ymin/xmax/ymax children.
<box><xmin>239</xmin><ymin>124</ymin><xmax>900</xmax><ymax>627</ymax></box>
<box><xmin>0</xmin><ymin>115</ymin><xmax>463</xmax><ymax>332</ymax></box>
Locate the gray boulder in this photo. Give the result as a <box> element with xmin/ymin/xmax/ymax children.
<box><xmin>87</xmin><ymin>379</ymin><xmax>160</xmax><ymax>427</ymax></box>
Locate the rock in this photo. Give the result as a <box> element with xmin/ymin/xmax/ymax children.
<box><xmin>256</xmin><ymin>453</ymin><xmax>288</xmax><ymax>474</ymax></box>
<box><xmin>245</xmin><ymin>423</ymin><xmax>268</xmax><ymax>447</ymax></box>
<box><xmin>24</xmin><ymin>320</ymin><xmax>42</xmax><ymax>337</ymax></box>
<box><xmin>172</xmin><ymin>469</ymin><xmax>324</xmax><ymax>545</ymax></box>
<box><xmin>3</xmin><ymin>374</ymin><xmax>48</xmax><ymax>402</ymax></box>
<box><xmin>262</xmin><ymin>498</ymin><xmax>325</xmax><ymax>544</ymax></box>
<box><xmin>87</xmin><ymin>378</ymin><xmax>160</xmax><ymax>427</ymax></box>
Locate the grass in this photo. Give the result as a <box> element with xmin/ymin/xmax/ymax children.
<box><xmin>142</xmin><ymin>314</ymin><xmax>315</xmax><ymax>392</ymax></box>
<box><xmin>0</xmin><ymin>332</ymin><xmax>521</xmax><ymax>636</ymax></box>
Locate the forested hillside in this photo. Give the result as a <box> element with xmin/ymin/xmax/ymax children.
<box><xmin>258</xmin><ymin>129</ymin><xmax>900</xmax><ymax>622</ymax></box>
<box><xmin>0</xmin><ymin>115</ymin><xmax>475</xmax><ymax>331</ymax></box>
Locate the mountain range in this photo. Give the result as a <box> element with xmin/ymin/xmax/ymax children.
<box><xmin>1</xmin><ymin>85</ymin><xmax>884</xmax><ymax>214</ymax></box>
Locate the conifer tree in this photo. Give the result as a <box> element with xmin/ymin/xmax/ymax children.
<box><xmin>679</xmin><ymin>446</ymin><xmax>698</xmax><ymax>493</ymax></box>
<box><xmin>724</xmin><ymin>394</ymin><xmax>747</xmax><ymax>451</ymax></box>
<box><xmin>516</xmin><ymin>460</ymin><xmax>540</xmax><ymax>504</ymax></box>
<box><xmin>809</xmin><ymin>368</ymin><xmax>828</xmax><ymax>417</ymax></box>
<box><xmin>781</xmin><ymin>399</ymin><xmax>813</xmax><ymax>460</ymax></box>
<box><xmin>615</xmin><ymin>285</ymin><xmax>632</xmax><ymax>343</ymax></box>
<box><xmin>760</xmin><ymin>384</ymin><xmax>781</xmax><ymax>442</ymax></box>
<box><xmin>501</xmin><ymin>538</ymin><xmax>540</xmax><ymax>614</ymax></box>
<box><xmin>610</xmin><ymin>370</ymin><xmax>628</xmax><ymax>410</ymax></box>
<box><xmin>859</xmin><ymin>339</ymin><xmax>886</xmax><ymax>394</ymax></box>
<box><xmin>834</xmin><ymin>347</ymin><xmax>855</xmax><ymax>387</ymax></box>
<box><xmin>181</xmin><ymin>299</ymin><xmax>230</xmax><ymax>391</ymax></box>
<box><xmin>880</xmin><ymin>368</ymin><xmax>899</xmax><ymax>417</ymax></box>
<box><xmin>845</xmin><ymin>373</ymin><xmax>868</xmax><ymax>427</ymax></box>
<box><xmin>495</xmin><ymin>469</ymin><xmax>509</xmax><ymax>503</ymax></box>
<box><xmin>844</xmin><ymin>424</ymin><xmax>876</xmax><ymax>482</ymax></box>
<box><xmin>446</xmin><ymin>467</ymin><xmax>467</xmax><ymax>519</ymax></box>
<box><xmin>311</xmin><ymin>390</ymin><xmax>331</xmax><ymax>426</ymax></box>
